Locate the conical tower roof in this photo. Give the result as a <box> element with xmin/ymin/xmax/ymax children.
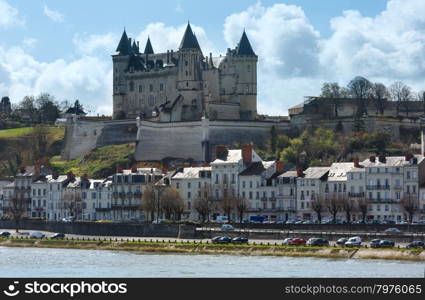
<box><xmin>236</xmin><ymin>30</ymin><xmax>256</xmax><ymax>56</ymax></box>
<box><xmin>116</xmin><ymin>29</ymin><xmax>131</xmax><ymax>55</ymax></box>
<box><xmin>144</xmin><ymin>36</ymin><xmax>154</xmax><ymax>54</ymax></box>
<box><xmin>179</xmin><ymin>23</ymin><xmax>201</xmax><ymax>51</ymax></box>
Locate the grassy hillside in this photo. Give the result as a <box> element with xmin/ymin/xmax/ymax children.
<box><xmin>50</xmin><ymin>143</ymin><xmax>135</xmax><ymax>179</ymax></box>
<box><xmin>0</xmin><ymin>126</ymin><xmax>65</xmax><ymax>176</ymax></box>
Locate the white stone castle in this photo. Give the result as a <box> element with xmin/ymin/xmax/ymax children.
<box><xmin>112</xmin><ymin>23</ymin><xmax>258</xmax><ymax>121</ymax></box>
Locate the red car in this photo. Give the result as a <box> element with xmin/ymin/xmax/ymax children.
<box><xmin>288</xmin><ymin>238</ymin><xmax>306</xmax><ymax>245</ymax></box>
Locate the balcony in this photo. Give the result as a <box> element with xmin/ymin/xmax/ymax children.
<box><xmin>260</xmin><ymin>197</ymin><xmax>267</xmax><ymax>201</ymax></box>
<box><xmin>366</xmin><ymin>185</ymin><xmax>390</xmax><ymax>190</ymax></box>
<box><xmin>348</xmin><ymin>192</ymin><xmax>365</xmax><ymax>198</ymax></box>
<box><xmin>367</xmin><ymin>198</ymin><xmax>398</xmax><ymax>203</ymax></box>
<box><xmin>111</xmin><ymin>204</ymin><xmax>140</xmax><ymax>210</ymax></box>
<box><xmin>96</xmin><ymin>207</ymin><xmax>112</xmax><ymax>212</ymax></box>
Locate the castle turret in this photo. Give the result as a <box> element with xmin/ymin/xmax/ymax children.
<box><xmin>234</xmin><ymin>30</ymin><xmax>257</xmax><ymax>120</ymax></box>
<box><xmin>177</xmin><ymin>23</ymin><xmax>204</xmax><ymax>120</ymax></box>
<box><xmin>144</xmin><ymin>36</ymin><xmax>154</xmax><ymax>54</ymax></box>
<box><xmin>112</xmin><ymin>29</ymin><xmax>133</xmax><ymax>119</ymax></box>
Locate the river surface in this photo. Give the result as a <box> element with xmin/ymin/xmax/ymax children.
<box><xmin>0</xmin><ymin>247</ymin><xmax>424</xmax><ymax>277</ymax></box>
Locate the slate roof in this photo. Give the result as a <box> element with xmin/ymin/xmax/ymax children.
<box><xmin>144</xmin><ymin>37</ymin><xmax>154</xmax><ymax>54</ymax></box>
<box><xmin>302</xmin><ymin>167</ymin><xmax>330</xmax><ymax>179</ymax></box>
<box><xmin>327</xmin><ymin>162</ymin><xmax>354</xmax><ymax>182</ymax></box>
<box><xmin>172</xmin><ymin>167</ymin><xmax>211</xmax><ymax>179</ymax></box>
<box><xmin>279</xmin><ymin>171</ymin><xmax>298</xmax><ymax>178</ymax></box>
<box><xmin>179</xmin><ymin>23</ymin><xmax>202</xmax><ymax>52</ymax></box>
<box><xmin>116</xmin><ymin>30</ymin><xmax>131</xmax><ymax>55</ymax></box>
<box><xmin>235</xmin><ymin>31</ymin><xmax>256</xmax><ymax>56</ymax></box>
<box><xmin>211</xmin><ymin>150</ymin><xmax>242</xmax><ymax>164</ymax></box>
<box><xmin>239</xmin><ymin>162</ymin><xmax>265</xmax><ymax>176</ymax></box>
<box><xmin>361</xmin><ymin>156</ymin><xmax>424</xmax><ymax>167</ymax></box>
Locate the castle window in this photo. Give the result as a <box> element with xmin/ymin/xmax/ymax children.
<box><xmin>129</xmin><ymin>81</ymin><xmax>134</xmax><ymax>92</ymax></box>
<box><xmin>185</xmin><ymin>60</ymin><xmax>188</xmax><ymax>66</ymax></box>
<box><xmin>160</xmin><ymin>83</ymin><xmax>164</xmax><ymax>91</ymax></box>
<box><xmin>185</xmin><ymin>71</ymin><xmax>188</xmax><ymax>76</ymax></box>
<box><xmin>186</xmin><ymin>82</ymin><xmax>188</xmax><ymax>87</ymax></box>
<box><xmin>148</xmin><ymin>95</ymin><xmax>154</xmax><ymax>106</ymax></box>
<box><xmin>139</xmin><ymin>85</ymin><xmax>143</xmax><ymax>93</ymax></box>
<box><xmin>149</xmin><ymin>84</ymin><xmax>153</xmax><ymax>92</ymax></box>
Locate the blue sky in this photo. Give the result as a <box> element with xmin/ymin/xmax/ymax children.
<box><xmin>1</xmin><ymin>0</ymin><xmax>424</xmax><ymax>115</ymax></box>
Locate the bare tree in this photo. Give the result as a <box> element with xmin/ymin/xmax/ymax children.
<box><xmin>172</xmin><ymin>196</ymin><xmax>185</xmax><ymax>220</ymax></box>
<box><xmin>194</xmin><ymin>185</ymin><xmax>213</xmax><ymax>223</ymax></box>
<box><xmin>62</xmin><ymin>191</ymin><xmax>82</xmax><ymax>220</ymax></box>
<box><xmin>235</xmin><ymin>196</ymin><xmax>248</xmax><ymax>223</ymax></box>
<box><xmin>390</xmin><ymin>81</ymin><xmax>412</xmax><ymax>116</ymax></box>
<box><xmin>218</xmin><ymin>184</ymin><xmax>236</xmax><ymax>221</ymax></box>
<box><xmin>141</xmin><ymin>184</ymin><xmax>156</xmax><ymax>221</ymax></box>
<box><xmin>326</xmin><ymin>193</ymin><xmax>342</xmax><ymax>223</ymax></box>
<box><xmin>401</xmin><ymin>193</ymin><xmax>419</xmax><ymax>223</ymax></box>
<box><xmin>417</xmin><ymin>91</ymin><xmax>425</xmax><ymax>115</ymax></box>
<box><xmin>311</xmin><ymin>194</ymin><xmax>325</xmax><ymax>223</ymax></box>
<box><xmin>357</xmin><ymin>197</ymin><xmax>368</xmax><ymax>223</ymax></box>
<box><xmin>160</xmin><ymin>187</ymin><xmax>184</xmax><ymax>220</ymax></box>
<box><xmin>348</xmin><ymin>76</ymin><xmax>372</xmax><ymax>116</ymax></box>
<box><xmin>341</xmin><ymin>193</ymin><xmax>355</xmax><ymax>223</ymax></box>
<box><xmin>7</xmin><ymin>191</ymin><xmax>27</xmax><ymax>233</ymax></box>
<box><xmin>370</xmin><ymin>82</ymin><xmax>389</xmax><ymax>115</ymax></box>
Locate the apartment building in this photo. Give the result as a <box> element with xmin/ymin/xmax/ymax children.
<box><xmin>275</xmin><ymin>170</ymin><xmax>299</xmax><ymax>220</ymax></box>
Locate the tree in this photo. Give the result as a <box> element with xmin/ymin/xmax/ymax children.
<box><xmin>235</xmin><ymin>196</ymin><xmax>248</xmax><ymax>223</ymax></box>
<box><xmin>7</xmin><ymin>191</ymin><xmax>27</xmax><ymax>232</ymax></box>
<box><xmin>370</xmin><ymin>83</ymin><xmax>389</xmax><ymax>115</ymax></box>
<box><xmin>401</xmin><ymin>193</ymin><xmax>419</xmax><ymax>223</ymax></box>
<box><xmin>311</xmin><ymin>195</ymin><xmax>325</xmax><ymax>223</ymax></box>
<box><xmin>347</xmin><ymin>76</ymin><xmax>372</xmax><ymax>116</ymax></box>
<box><xmin>389</xmin><ymin>81</ymin><xmax>412</xmax><ymax>116</ymax></box>
<box><xmin>218</xmin><ymin>185</ymin><xmax>236</xmax><ymax>221</ymax></box>
<box><xmin>326</xmin><ymin>193</ymin><xmax>342</xmax><ymax>223</ymax></box>
<box><xmin>36</xmin><ymin>93</ymin><xmax>60</xmax><ymax>123</ymax></box>
<box><xmin>30</xmin><ymin>125</ymin><xmax>49</xmax><ymax>163</ymax></box>
<box><xmin>364</xmin><ymin>131</ymin><xmax>391</xmax><ymax>154</ymax></box>
<box><xmin>18</xmin><ymin>96</ymin><xmax>37</xmax><ymax>122</ymax></box>
<box><xmin>357</xmin><ymin>197</ymin><xmax>368</xmax><ymax>223</ymax></box>
<box><xmin>341</xmin><ymin>194</ymin><xmax>355</xmax><ymax>223</ymax></box>
<box><xmin>194</xmin><ymin>185</ymin><xmax>213</xmax><ymax>223</ymax></box>
<box><xmin>62</xmin><ymin>191</ymin><xmax>82</xmax><ymax>220</ymax></box>
<box><xmin>142</xmin><ymin>184</ymin><xmax>156</xmax><ymax>221</ymax></box>
<box><xmin>160</xmin><ymin>187</ymin><xmax>184</xmax><ymax>220</ymax></box>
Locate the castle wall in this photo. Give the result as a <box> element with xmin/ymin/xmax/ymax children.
<box><xmin>61</xmin><ymin>118</ymin><xmax>137</xmax><ymax>160</ymax></box>
<box><xmin>134</xmin><ymin>119</ymin><xmax>290</xmax><ymax>162</ymax></box>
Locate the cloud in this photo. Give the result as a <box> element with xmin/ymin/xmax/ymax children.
<box><xmin>72</xmin><ymin>33</ymin><xmax>118</xmax><ymax>55</ymax></box>
<box><xmin>175</xmin><ymin>0</ymin><xmax>183</xmax><ymax>13</ymax></box>
<box><xmin>0</xmin><ymin>45</ymin><xmax>112</xmax><ymax>114</ymax></box>
<box><xmin>135</xmin><ymin>22</ymin><xmax>218</xmax><ymax>56</ymax></box>
<box><xmin>223</xmin><ymin>0</ymin><xmax>425</xmax><ymax>115</ymax></box>
<box><xmin>43</xmin><ymin>5</ymin><xmax>65</xmax><ymax>23</ymax></box>
<box><xmin>21</xmin><ymin>38</ymin><xmax>37</xmax><ymax>49</ymax></box>
<box><xmin>0</xmin><ymin>0</ymin><xmax>25</xmax><ymax>27</ymax></box>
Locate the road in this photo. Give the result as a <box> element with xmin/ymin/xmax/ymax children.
<box><xmin>0</xmin><ymin>228</ymin><xmax>415</xmax><ymax>248</ymax></box>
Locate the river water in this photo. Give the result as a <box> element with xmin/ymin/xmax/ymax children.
<box><xmin>0</xmin><ymin>247</ymin><xmax>423</xmax><ymax>277</ymax></box>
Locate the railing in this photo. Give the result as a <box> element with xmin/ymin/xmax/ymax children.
<box><xmin>96</xmin><ymin>207</ymin><xmax>112</xmax><ymax>212</ymax></box>
<box><xmin>366</xmin><ymin>185</ymin><xmax>390</xmax><ymax>190</ymax></box>
<box><xmin>348</xmin><ymin>192</ymin><xmax>365</xmax><ymax>198</ymax></box>
<box><xmin>367</xmin><ymin>198</ymin><xmax>398</xmax><ymax>203</ymax></box>
<box><xmin>111</xmin><ymin>204</ymin><xmax>140</xmax><ymax>210</ymax></box>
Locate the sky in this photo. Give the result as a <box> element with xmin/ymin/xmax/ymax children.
<box><xmin>1</xmin><ymin>0</ymin><xmax>425</xmax><ymax>116</ymax></box>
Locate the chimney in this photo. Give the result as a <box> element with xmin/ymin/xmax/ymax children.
<box><xmin>241</xmin><ymin>144</ymin><xmax>253</xmax><ymax>164</ymax></box>
<box><xmin>116</xmin><ymin>165</ymin><xmax>123</xmax><ymax>173</ymax></box>
<box><xmin>209</xmin><ymin>52</ymin><xmax>213</xmax><ymax>67</ymax></box>
<box><xmin>378</xmin><ymin>155</ymin><xmax>386</xmax><ymax>163</ymax></box>
<box><xmin>170</xmin><ymin>49</ymin><xmax>174</xmax><ymax>60</ymax></box>
<box><xmin>275</xmin><ymin>161</ymin><xmax>284</xmax><ymax>173</ymax></box>
<box><xmin>405</xmin><ymin>153</ymin><xmax>413</xmax><ymax>161</ymax></box>
<box><xmin>131</xmin><ymin>166</ymin><xmax>137</xmax><ymax>173</ymax></box>
<box><xmin>369</xmin><ymin>155</ymin><xmax>376</xmax><ymax>163</ymax></box>
<box><xmin>162</xmin><ymin>167</ymin><xmax>168</xmax><ymax>174</ymax></box>
<box><xmin>215</xmin><ymin>145</ymin><xmax>228</xmax><ymax>160</ymax></box>
<box><xmin>296</xmin><ymin>168</ymin><xmax>304</xmax><ymax>177</ymax></box>
<box><xmin>52</xmin><ymin>170</ymin><xmax>59</xmax><ymax>180</ymax></box>
<box><xmin>66</xmin><ymin>171</ymin><xmax>75</xmax><ymax>181</ymax></box>
<box><xmin>167</xmin><ymin>50</ymin><xmax>170</xmax><ymax>64</ymax></box>
<box><xmin>353</xmin><ymin>157</ymin><xmax>360</xmax><ymax>168</ymax></box>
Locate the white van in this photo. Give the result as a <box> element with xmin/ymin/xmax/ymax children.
<box><xmin>344</xmin><ymin>236</ymin><xmax>362</xmax><ymax>247</ymax></box>
<box><xmin>216</xmin><ymin>216</ymin><xmax>229</xmax><ymax>223</ymax></box>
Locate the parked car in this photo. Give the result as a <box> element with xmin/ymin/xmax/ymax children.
<box><xmin>370</xmin><ymin>239</ymin><xmax>382</xmax><ymax>248</ymax></box>
<box><xmin>212</xmin><ymin>236</ymin><xmax>222</xmax><ymax>243</ymax></box>
<box><xmin>288</xmin><ymin>238</ymin><xmax>307</xmax><ymax>246</ymax></box>
<box><xmin>384</xmin><ymin>228</ymin><xmax>401</xmax><ymax>233</ymax></box>
<box><xmin>282</xmin><ymin>238</ymin><xmax>293</xmax><ymax>245</ymax></box>
<box><xmin>336</xmin><ymin>238</ymin><xmax>348</xmax><ymax>246</ymax></box>
<box><xmin>306</xmin><ymin>238</ymin><xmax>329</xmax><ymax>246</ymax></box>
<box><xmin>62</xmin><ymin>216</ymin><xmax>75</xmax><ymax>223</ymax></box>
<box><xmin>50</xmin><ymin>233</ymin><xmax>65</xmax><ymax>239</ymax></box>
<box><xmin>29</xmin><ymin>232</ymin><xmax>45</xmax><ymax>239</ymax></box>
<box><xmin>0</xmin><ymin>231</ymin><xmax>11</xmax><ymax>237</ymax></box>
<box><xmin>383</xmin><ymin>220</ymin><xmax>396</xmax><ymax>225</ymax></box>
<box><xmin>217</xmin><ymin>236</ymin><xmax>232</xmax><ymax>244</ymax></box>
<box><xmin>231</xmin><ymin>237</ymin><xmax>248</xmax><ymax>244</ymax></box>
<box><xmin>379</xmin><ymin>240</ymin><xmax>395</xmax><ymax>248</ymax></box>
<box><xmin>406</xmin><ymin>241</ymin><xmax>424</xmax><ymax>249</ymax></box>
<box><xmin>221</xmin><ymin>224</ymin><xmax>234</xmax><ymax>231</ymax></box>
<box><xmin>345</xmin><ymin>236</ymin><xmax>362</xmax><ymax>247</ymax></box>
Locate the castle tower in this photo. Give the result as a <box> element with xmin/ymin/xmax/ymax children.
<box><xmin>234</xmin><ymin>30</ymin><xmax>257</xmax><ymax>120</ymax></box>
<box><xmin>176</xmin><ymin>23</ymin><xmax>204</xmax><ymax>120</ymax></box>
<box><xmin>112</xmin><ymin>29</ymin><xmax>135</xmax><ymax>119</ymax></box>
<box><xmin>144</xmin><ymin>36</ymin><xmax>154</xmax><ymax>54</ymax></box>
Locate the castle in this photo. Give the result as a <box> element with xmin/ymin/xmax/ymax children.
<box><xmin>112</xmin><ymin>23</ymin><xmax>258</xmax><ymax>121</ymax></box>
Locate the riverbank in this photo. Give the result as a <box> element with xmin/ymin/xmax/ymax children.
<box><xmin>1</xmin><ymin>238</ymin><xmax>424</xmax><ymax>262</ymax></box>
